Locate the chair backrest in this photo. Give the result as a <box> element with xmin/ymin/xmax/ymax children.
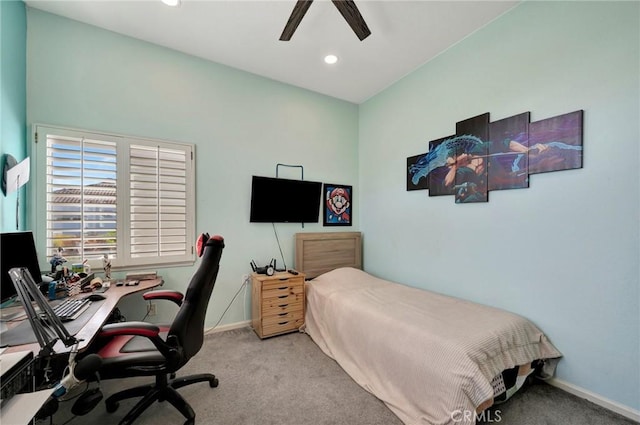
<box><xmin>168</xmin><ymin>234</ymin><xmax>224</xmax><ymax>362</ymax></box>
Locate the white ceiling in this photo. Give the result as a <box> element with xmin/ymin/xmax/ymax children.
<box><xmin>25</xmin><ymin>0</ymin><xmax>519</xmax><ymax>104</ymax></box>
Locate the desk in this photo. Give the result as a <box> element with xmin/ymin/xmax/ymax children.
<box><xmin>0</xmin><ymin>278</ymin><xmax>162</xmax><ymax>424</ymax></box>
<box><xmin>1</xmin><ymin>388</ymin><xmax>54</xmax><ymax>424</ymax></box>
<box><xmin>0</xmin><ymin>278</ymin><xmax>163</xmax><ymax>355</ymax></box>
<box><xmin>0</xmin><ymin>349</ymin><xmax>54</xmax><ymax>424</ymax></box>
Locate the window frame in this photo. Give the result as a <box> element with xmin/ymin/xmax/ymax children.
<box><xmin>31</xmin><ymin>124</ymin><xmax>196</xmax><ymax>272</ymax></box>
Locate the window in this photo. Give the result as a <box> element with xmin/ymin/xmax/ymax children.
<box><xmin>36</xmin><ymin>125</ymin><xmax>195</xmax><ymax>270</ymax></box>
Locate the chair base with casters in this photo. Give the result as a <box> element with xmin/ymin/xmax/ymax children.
<box><xmin>93</xmin><ymin>234</ymin><xmax>225</xmax><ymax>425</ymax></box>
<box><xmin>105</xmin><ymin>371</ymin><xmax>218</xmax><ymax>425</ymax></box>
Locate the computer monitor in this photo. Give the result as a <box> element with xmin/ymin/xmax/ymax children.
<box><xmin>1</xmin><ymin>231</ymin><xmax>43</xmax><ymax>305</ymax></box>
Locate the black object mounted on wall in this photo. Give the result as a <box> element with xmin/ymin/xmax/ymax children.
<box><xmin>2</xmin><ymin>154</ymin><xmax>30</xmax><ymax>229</ymax></box>
<box><xmin>1</xmin><ymin>153</ymin><xmax>17</xmax><ymax>196</ymax></box>
<box><xmin>249</xmin><ymin>175</ymin><xmax>322</xmax><ymax>224</ymax></box>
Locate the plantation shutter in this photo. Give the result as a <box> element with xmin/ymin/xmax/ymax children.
<box><xmin>39</xmin><ymin>124</ymin><xmax>196</xmax><ymax>269</ymax></box>
<box><xmin>46</xmin><ymin>135</ymin><xmax>118</xmax><ymax>261</ymax></box>
<box><xmin>129</xmin><ymin>144</ymin><xmax>190</xmax><ymax>259</ymax></box>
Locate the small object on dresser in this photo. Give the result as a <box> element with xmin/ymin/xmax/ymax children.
<box><xmin>287</xmin><ymin>269</ymin><xmax>299</xmax><ymax>275</ymax></box>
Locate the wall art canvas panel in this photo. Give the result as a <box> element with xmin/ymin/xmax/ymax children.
<box><xmin>528</xmin><ymin>110</ymin><xmax>583</xmax><ymax>174</ymax></box>
<box><xmin>407</xmin><ymin>154</ymin><xmax>429</xmax><ymax>191</ymax></box>
<box><xmin>456</xmin><ymin>113</ymin><xmax>490</xmax><ymax>139</ymax></box>
<box><xmin>454</xmin><ymin>113</ymin><xmax>490</xmax><ymax>203</ymax></box>
<box><xmin>428</xmin><ymin>136</ymin><xmax>455</xmax><ymax>197</ymax></box>
<box><xmin>488</xmin><ymin>112</ymin><xmax>531</xmax><ymax>191</ymax></box>
<box><xmin>407</xmin><ymin>109</ymin><xmax>584</xmax><ymax>204</ymax></box>
<box><xmin>323</xmin><ymin>183</ymin><xmax>352</xmax><ymax>226</ymax></box>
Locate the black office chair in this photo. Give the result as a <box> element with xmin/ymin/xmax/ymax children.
<box><xmin>94</xmin><ymin>234</ymin><xmax>224</xmax><ymax>425</ymax></box>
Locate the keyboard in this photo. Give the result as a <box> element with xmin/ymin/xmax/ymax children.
<box><xmin>51</xmin><ymin>298</ymin><xmax>92</xmax><ymax>321</ymax></box>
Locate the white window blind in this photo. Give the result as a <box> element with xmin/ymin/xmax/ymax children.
<box><xmin>46</xmin><ymin>135</ymin><xmax>118</xmax><ymax>261</ymax></box>
<box><xmin>39</xmin><ymin>125</ymin><xmax>195</xmax><ymax>269</ymax></box>
<box><xmin>129</xmin><ymin>145</ymin><xmax>188</xmax><ymax>258</ymax></box>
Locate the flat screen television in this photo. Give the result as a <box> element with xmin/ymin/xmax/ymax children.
<box><xmin>250</xmin><ymin>176</ymin><xmax>322</xmax><ymax>223</ymax></box>
<box><xmin>1</xmin><ymin>231</ymin><xmax>43</xmax><ymax>305</ymax></box>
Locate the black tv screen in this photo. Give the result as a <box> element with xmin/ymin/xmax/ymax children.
<box><xmin>1</xmin><ymin>231</ymin><xmax>43</xmax><ymax>304</ymax></box>
<box><xmin>250</xmin><ymin>176</ymin><xmax>322</xmax><ymax>223</ymax></box>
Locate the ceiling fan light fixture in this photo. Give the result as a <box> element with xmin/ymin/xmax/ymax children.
<box><xmin>324</xmin><ymin>54</ymin><xmax>339</xmax><ymax>65</ymax></box>
<box><xmin>161</xmin><ymin>0</ymin><xmax>181</xmax><ymax>7</ymax></box>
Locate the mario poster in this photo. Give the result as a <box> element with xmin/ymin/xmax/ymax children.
<box><xmin>323</xmin><ymin>184</ymin><xmax>352</xmax><ymax>226</ymax></box>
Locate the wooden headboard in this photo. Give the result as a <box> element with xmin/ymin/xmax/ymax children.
<box><xmin>295</xmin><ymin>232</ymin><xmax>362</xmax><ymax>279</ymax></box>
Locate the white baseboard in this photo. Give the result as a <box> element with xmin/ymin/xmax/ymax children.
<box><xmin>548</xmin><ymin>378</ymin><xmax>640</xmax><ymax>422</ymax></box>
<box><xmin>204</xmin><ymin>320</ymin><xmax>251</xmax><ymax>335</ymax></box>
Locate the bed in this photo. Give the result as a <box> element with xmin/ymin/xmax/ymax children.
<box><xmin>295</xmin><ymin>232</ymin><xmax>562</xmax><ymax>425</ymax></box>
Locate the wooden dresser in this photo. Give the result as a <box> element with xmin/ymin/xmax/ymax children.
<box><xmin>251</xmin><ymin>271</ymin><xmax>305</xmax><ymax>339</ymax></box>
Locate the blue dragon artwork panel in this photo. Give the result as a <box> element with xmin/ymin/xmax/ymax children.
<box><xmin>406</xmin><ymin>110</ymin><xmax>583</xmax><ymax>203</ymax></box>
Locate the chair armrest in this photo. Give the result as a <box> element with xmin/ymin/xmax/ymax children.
<box><xmin>99</xmin><ymin>321</ymin><xmax>160</xmax><ymax>338</ymax></box>
<box><xmin>99</xmin><ymin>321</ymin><xmax>179</xmax><ymax>361</ymax></box>
<box><xmin>143</xmin><ymin>289</ymin><xmax>184</xmax><ymax>306</ymax></box>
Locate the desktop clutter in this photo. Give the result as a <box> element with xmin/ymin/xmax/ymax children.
<box><xmin>47</xmin><ymin>248</ymin><xmax>109</xmax><ymax>300</ymax></box>
<box><xmin>1</xmin><ymin>239</ymin><xmax>162</xmax><ymax>423</ymax></box>
<box><xmin>24</xmin><ymin>255</ymin><xmax>156</xmax><ymax>421</ymax></box>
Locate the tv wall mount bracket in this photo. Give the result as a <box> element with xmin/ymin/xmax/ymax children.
<box><xmin>275</xmin><ymin>163</ymin><xmax>306</xmax><ymax>228</ymax></box>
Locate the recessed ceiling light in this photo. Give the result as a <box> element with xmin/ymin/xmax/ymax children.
<box><xmin>162</xmin><ymin>0</ymin><xmax>181</xmax><ymax>7</ymax></box>
<box><xmin>324</xmin><ymin>55</ymin><xmax>338</xmax><ymax>65</ymax></box>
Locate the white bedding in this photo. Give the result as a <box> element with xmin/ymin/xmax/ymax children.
<box><xmin>304</xmin><ymin>267</ymin><xmax>561</xmax><ymax>425</ymax></box>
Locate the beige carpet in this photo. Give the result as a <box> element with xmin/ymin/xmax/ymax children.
<box><xmin>44</xmin><ymin>327</ymin><xmax>637</xmax><ymax>425</ymax></box>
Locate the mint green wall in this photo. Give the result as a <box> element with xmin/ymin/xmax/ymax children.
<box><xmin>20</xmin><ymin>0</ymin><xmax>640</xmax><ymax>414</ymax></box>
<box><xmin>26</xmin><ymin>8</ymin><xmax>358</xmax><ymax>327</ymax></box>
<box><xmin>0</xmin><ymin>1</ymin><xmax>26</xmax><ymax>232</ymax></box>
<box><xmin>360</xmin><ymin>1</ymin><xmax>639</xmax><ymax>412</ymax></box>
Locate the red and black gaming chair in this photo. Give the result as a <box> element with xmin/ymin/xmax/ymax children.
<box><xmin>95</xmin><ymin>234</ymin><xmax>224</xmax><ymax>425</ymax></box>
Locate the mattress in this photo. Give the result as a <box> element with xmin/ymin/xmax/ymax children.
<box><xmin>304</xmin><ymin>267</ymin><xmax>561</xmax><ymax>425</ymax></box>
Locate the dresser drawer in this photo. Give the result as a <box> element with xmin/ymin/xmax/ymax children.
<box><xmin>262</xmin><ymin>316</ymin><xmax>304</xmax><ymax>336</ymax></box>
<box><xmin>262</xmin><ymin>284</ymin><xmax>303</xmax><ymax>301</ymax></box>
<box><xmin>262</xmin><ymin>309</ymin><xmax>303</xmax><ymax>326</ymax></box>
<box><xmin>261</xmin><ymin>276</ymin><xmax>303</xmax><ymax>290</ymax></box>
<box><xmin>262</xmin><ymin>300</ymin><xmax>303</xmax><ymax>316</ymax></box>
<box><xmin>261</xmin><ymin>291</ymin><xmax>303</xmax><ymax>306</ymax></box>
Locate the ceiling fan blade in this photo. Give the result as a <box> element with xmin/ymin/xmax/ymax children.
<box><xmin>280</xmin><ymin>0</ymin><xmax>314</xmax><ymax>41</ymax></box>
<box><xmin>331</xmin><ymin>0</ymin><xmax>371</xmax><ymax>41</ymax></box>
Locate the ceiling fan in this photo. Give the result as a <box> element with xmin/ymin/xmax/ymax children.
<box><xmin>280</xmin><ymin>0</ymin><xmax>371</xmax><ymax>41</ymax></box>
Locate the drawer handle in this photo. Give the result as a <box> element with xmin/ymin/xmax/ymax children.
<box><xmin>278</xmin><ymin>312</ymin><xmax>287</xmax><ymax>316</ymax></box>
<box><xmin>278</xmin><ymin>321</ymin><xmax>289</xmax><ymax>325</ymax></box>
<box><xmin>279</xmin><ymin>278</ymin><xmax>289</xmax><ymax>281</ymax></box>
<box><xmin>278</xmin><ymin>295</ymin><xmax>288</xmax><ymax>299</ymax></box>
<box><xmin>278</xmin><ymin>286</ymin><xmax>288</xmax><ymax>290</ymax></box>
<box><xmin>278</xmin><ymin>304</ymin><xmax>288</xmax><ymax>308</ymax></box>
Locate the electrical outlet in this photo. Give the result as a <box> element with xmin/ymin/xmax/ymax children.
<box><xmin>147</xmin><ymin>303</ymin><xmax>157</xmax><ymax>316</ymax></box>
<box><xmin>242</xmin><ymin>274</ymin><xmax>250</xmax><ymax>285</ymax></box>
